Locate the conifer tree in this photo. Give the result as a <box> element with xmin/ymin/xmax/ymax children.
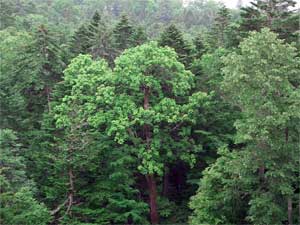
<box><xmin>69</xmin><ymin>24</ymin><xmax>90</xmax><ymax>56</ymax></box>
<box><xmin>132</xmin><ymin>26</ymin><xmax>148</xmax><ymax>46</ymax></box>
<box><xmin>0</xmin><ymin>129</ymin><xmax>51</xmax><ymax>225</ymax></box>
<box><xmin>239</xmin><ymin>0</ymin><xmax>298</xmax><ymax>42</ymax></box>
<box><xmin>70</xmin><ymin>11</ymin><xmax>105</xmax><ymax>57</ymax></box>
<box><xmin>6</xmin><ymin>25</ymin><xmax>65</xmax><ymax>130</ymax></box>
<box><xmin>112</xmin><ymin>15</ymin><xmax>134</xmax><ymax>52</ymax></box>
<box><xmin>158</xmin><ymin>24</ymin><xmax>193</xmax><ymax>67</ymax></box>
<box><xmin>193</xmin><ymin>34</ymin><xmax>206</xmax><ymax>59</ymax></box>
<box><xmin>211</xmin><ymin>5</ymin><xmax>231</xmax><ymax>48</ymax></box>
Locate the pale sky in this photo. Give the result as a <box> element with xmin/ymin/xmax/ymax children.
<box><xmin>220</xmin><ymin>0</ymin><xmax>300</xmax><ymax>9</ymax></box>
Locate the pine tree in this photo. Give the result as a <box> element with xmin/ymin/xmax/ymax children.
<box><xmin>69</xmin><ymin>24</ymin><xmax>90</xmax><ymax>55</ymax></box>
<box><xmin>132</xmin><ymin>26</ymin><xmax>148</xmax><ymax>46</ymax></box>
<box><xmin>193</xmin><ymin>34</ymin><xmax>206</xmax><ymax>59</ymax></box>
<box><xmin>70</xmin><ymin>11</ymin><xmax>105</xmax><ymax>57</ymax></box>
<box><xmin>239</xmin><ymin>0</ymin><xmax>298</xmax><ymax>42</ymax></box>
<box><xmin>2</xmin><ymin>25</ymin><xmax>65</xmax><ymax>132</ymax></box>
<box><xmin>159</xmin><ymin>24</ymin><xmax>193</xmax><ymax>67</ymax></box>
<box><xmin>209</xmin><ymin>5</ymin><xmax>231</xmax><ymax>48</ymax></box>
<box><xmin>112</xmin><ymin>15</ymin><xmax>134</xmax><ymax>52</ymax></box>
<box><xmin>0</xmin><ymin>129</ymin><xmax>51</xmax><ymax>225</ymax></box>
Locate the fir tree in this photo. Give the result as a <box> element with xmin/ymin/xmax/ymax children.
<box><xmin>158</xmin><ymin>24</ymin><xmax>193</xmax><ymax>67</ymax></box>
<box><xmin>239</xmin><ymin>0</ymin><xmax>298</xmax><ymax>42</ymax></box>
<box><xmin>193</xmin><ymin>34</ymin><xmax>206</xmax><ymax>59</ymax></box>
<box><xmin>132</xmin><ymin>26</ymin><xmax>148</xmax><ymax>46</ymax></box>
<box><xmin>211</xmin><ymin>5</ymin><xmax>231</xmax><ymax>47</ymax></box>
<box><xmin>6</xmin><ymin>25</ymin><xmax>66</xmax><ymax>131</ymax></box>
<box><xmin>69</xmin><ymin>24</ymin><xmax>90</xmax><ymax>56</ymax></box>
<box><xmin>112</xmin><ymin>15</ymin><xmax>134</xmax><ymax>52</ymax></box>
<box><xmin>0</xmin><ymin>129</ymin><xmax>51</xmax><ymax>225</ymax></box>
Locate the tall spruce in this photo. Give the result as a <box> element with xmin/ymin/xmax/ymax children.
<box><xmin>211</xmin><ymin>5</ymin><xmax>231</xmax><ymax>48</ymax></box>
<box><xmin>0</xmin><ymin>129</ymin><xmax>51</xmax><ymax>225</ymax></box>
<box><xmin>112</xmin><ymin>15</ymin><xmax>134</xmax><ymax>52</ymax></box>
<box><xmin>158</xmin><ymin>24</ymin><xmax>193</xmax><ymax>67</ymax></box>
<box><xmin>4</xmin><ymin>25</ymin><xmax>65</xmax><ymax>131</ymax></box>
<box><xmin>239</xmin><ymin>0</ymin><xmax>299</xmax><ymax>42</ymax></box>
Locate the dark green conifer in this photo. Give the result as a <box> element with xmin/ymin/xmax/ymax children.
<box><xmin>193</xmin><ymin>35</ymin><xmax>206</xmax><ymax>59</ymax></box>
<box><xmin>112</xmin><ymin>15</ymin><xmax>134</xmax><ymax>52</ymax></box>
<box><xmin>211</xmin><ymin>5</ymin><xmax>231</xmax><ymax>47</ymax></box>
<box><xmin>132</xmin><ymin>26</ymin><xmax>148</xmax><ymax>46</ymax></box>
<box><xmin>239</xmin><ymin>0</ymin><xmax>298</xmax><ymax>42</ymax></box>
<box><xmin>158</xmin><ymin>24</ymin><xmax>193</xmax><ymax>67</ymax></box>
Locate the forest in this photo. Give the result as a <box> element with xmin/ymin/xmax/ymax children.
<box><xmin>0</xmin><ymin>0</ymin><xmax>300</xmax><ymax>224</ymax></box>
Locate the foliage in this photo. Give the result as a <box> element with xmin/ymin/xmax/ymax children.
<box><xmin>1</xmin><ymin>1</ymin><xmax>299</xmax><ymax>224</ymax></box>
<box><xmin>0</xmin><ymin>129</ymin><xmax>51</xmax><ymax>225</ymax></box>
<box><xmin>159</xmin><ymin>24</ymin><xmax>194</xmax><ymax>67</ymax></box>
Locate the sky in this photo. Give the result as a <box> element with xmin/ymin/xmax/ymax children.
<box><xmin>220</xmin><ymin>0</ymin><xmax>300</xmax><ymax>8</ymax></box>
<box><xmin>220</xmin><ymin>0</ymin><xmax>251</xmax><ymax>8</ymax></box>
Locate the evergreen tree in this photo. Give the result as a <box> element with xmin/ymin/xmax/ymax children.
<box><xmin>193</xmin><ymin>34</ymin><xmax>206</xmax><ymax>59</ymax></box>
<box><xmin>1</xmin><ymin>26</ymin><xmax>65</xmax><ymax>132</ymax></box>
<box><xmin>213</xmin><ymin>5</ymin><xmax>231</xmax><ymax>47</ymax></box>
<box><xmin>0</xmin><ymin>129</ymin><xmax>51</xmax><ymax>225</ymax></box>
<box><xmin>132</xmin><ymin>26</ymin><xmax>148</xmax><ymax>46</ymax></box>
<box><xmin>239</xmin><ymin>0</ymin><xmax>299</xmax><ymax>42</ymax></box>
<box><xmin>112</xmin><ymin>15</ymin><xmax>134</xmax><ymax>52</ymax></box>
<box><xmin>207</xmin><ymin>5</ymin><xmax>232</xmax><ymax>49</ymax></box>
<box><xmin>69</xmin><ymin>24</ymin><xmax>90</xmax><ymax>56</ymax></box>
<box><xmin>159</xmin><ymin>24</ymin><xmax>193</xmax><ymax>67</ymax></box>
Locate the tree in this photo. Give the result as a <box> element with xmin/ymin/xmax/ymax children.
<box><xmin>106</xmin><ymin>42</ymin><xmax>207</xmax><ymax>223</ymax></box>
<box><xmin>211</xmin><ymin>5</ymin><xmax>231</xmax><ymax>47</ymax></box>
<box><xmin>189</xmin><ymin>146</ymin><xmax>254</xmax><ymax>224</ymax></box>
<box><xmin>69</xmin><ymin>24</ymin><xmax>91</xmax><ymax>56</ymax></box>
<box><xmin>193</xmin><ymin>34</ymin><xmax>206</xmax><ymax>60</ymax></box>
<box><xmin>48</xmin><ymin>55</ymin><xmax>148</xmax><ymax>224</ymax></box>
<box><xmin>112</xmin><ymin>15</ymin><xmax>135</xmax><ymax>52</ymax></box>
<box><xmin>221</xmin><ymin>28</ymin><xmax>300</xmax><ymax>224</ymax></box>
<box><xmin>239</xmin><ymin>0</ymin><xmax>299</xmax><ymax>42</ymax></box>
<box><xmin>191</xmin><ymin>28</ymin><xmax>300</xmax><ymax>224</ymax></box>
<box><xmin>1</xmin><ymin>25</ymin><xmax>65</xmax><ymax>131</ymax></box>
<box><xmin>0</xmin><ymin>129</ymin><xmax>51</xmax><ymax>225</ymax></box>
<box><xmin>0</xmin><ymin>29</ymin><xmax>32</xmax><ymax>131</ymax></box>
<box><xmin>69</xmin><ymin>10</ymin><xmax>117</xmax><ymax>66</ymax></box>
<box><xmin>159</xmin><ymin>24</ymin><xmax>193</xmax><ymax>67</ymax></box>
<box><xmin>132</xmin><ymin>26</ymin><xmax>148</xmax><ymax>46</ymax></box>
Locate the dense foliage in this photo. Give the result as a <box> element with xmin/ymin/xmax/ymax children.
<box><xmin>1</xmin><ymin>0</ymin><xmax>299</xmax><ymax>224</ymax></box>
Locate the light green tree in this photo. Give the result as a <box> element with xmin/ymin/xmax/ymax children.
<box><xmin>190</xmin><ymin>28</ymin><xmax>300</xmax><ymax>224</ymax></box>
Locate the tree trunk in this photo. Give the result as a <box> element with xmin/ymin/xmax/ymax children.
<box><xmin>259</xmin><ymin>164</ymin><xmax>265</xmax><ymax>182</ymax></box>
<box><xmin>66</xmin><ymin>168</ymin><xmax>75</xmax><ymax>215</ymax></box>
<box><xmin>285</xmin><ymin>128</ymin><xmax>293</xmax><ymax>225</ymax></box>
<box><xmin>146</xmin><ymin>174</ymin><xmax>159</xmax><ymax>224</ymax></box>
<box><xmin>288</xmin><ymin>198</ymin><xmax>292</xmax><ymax>225</ymax></box>
<box><xmin>45</xmin><ymin>86</ymin><xmax>51</xmax><ymax>112</ymax></box>
<box><xmin>163</xmin><ymin>166</ymin><xmax>169</xmax><ymax>197</ymax></box>
<box><xmin>143</xmin><ymin>86</ymin><xmax>159</xmax><ymax>224</ymax></box>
